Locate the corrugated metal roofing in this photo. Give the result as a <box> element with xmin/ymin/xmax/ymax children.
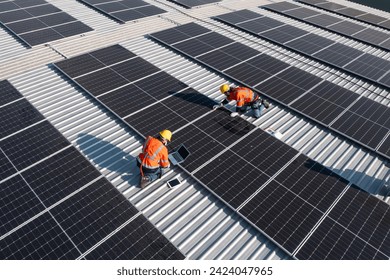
<box><xmin>1</xmin><ymin>0</ymin><xmax>390</xmax><ymax>260</ymax></box>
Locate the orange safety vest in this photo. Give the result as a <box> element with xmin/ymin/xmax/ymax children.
<box><xmin>137</xmin><ymin>136</ymin><xmax>170</xmax><ymax>169</ymax></box>
<box><xmin>227</xmin><ymin>87</ymin><xmax>256</xmax><ymax>107</ymax></box>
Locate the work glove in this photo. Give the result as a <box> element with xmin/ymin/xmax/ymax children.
<box><xmin>161</xmin><ymin>167</ymin><xmax>169</xmax><ymax>176</ymax></box>
<box><xmin>262</xmin><ymin>99</ymin><xmax>270</xmax><ymax>109</ymax></box>
<box><xmin>230</xmin><ymin>112</ymin><xmax>239</xmax><ymax>117</ymax></box>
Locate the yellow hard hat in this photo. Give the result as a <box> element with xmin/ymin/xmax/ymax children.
<box><xmin>220</xmin><ymin>84</ymin><xmax>230</xmax><ymax>93</ymax></box>
<box><xmin>159</xmin><ymin>129</ymin><xmax>172</xmax><ymax>142</ymax></box>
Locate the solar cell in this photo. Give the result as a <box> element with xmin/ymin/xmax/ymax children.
<box><xmin>356</xmin><ymin>13</ymin><xmax>387</xmax><ymax>25</ymax></box>
<box><xmin>379</xmin><ymin>71</ymin><xmax>390</xmax><ymax>88</ymax></box>
<box><xmin>255</xmin><ymin>76</ymin><xmax>305</xmax><ymax>104</ymax></box>
<box><xmin>261</xmin><ymin>25</ymin><xmax>308</xmax><ymax>44</ymax></box>
<box><xmin>0</xmin><ymin>9</ymin><xmax>33</xmax><ymax>23</ymax></box>
<box><xmin>0</xmin><ymin>121</ymin><xmax>70</xmax><ymax>170</ymax></box>
<box><xmin>110</xmin><ymin>57</ymin><xmax>160</xmax><ymax>82</ymax></box>
<box><xmin>337</xmin><ymin>7</ymin><xmax>366</xmax><ymax>17</ymax></box>
<box><xmin>283</xmin><ymin>7</ymin><xmax>321</xmax><ymax>18</ymax></box>
<box><xmin>134</xmin><ymin>71</ymin><xmax>187</xmax><ymax>99</ymax></box>
<box><xmin>85</xmin><ymin>214</ymin><xmax>185</xmax><ymax>260</ymax></box>
<box><xmin>174</xmin><ymin>38</ymin><xmax>215</xmax><ymax>57</ymax></box>
<box><xmin>309</xmin><ymin>81</ymin><xmax>359</xmax><ymax>108</ymax></box>
<box><xmin>354</xmin><ymin>29</ymin><xmax>389</xmax><ymax>45</ymax></box>
<box><xmin>239</xmin><ymin>180</ymin><xmax>323</xmax><ymax>253</ymax></box>
<box><xmin>231</xmin><ymin>129</ymin><xmax>298</xmax><ymax>176</ymax></box>
<box><xmin>345</xmin><ymin>56</ymin><xmax>389</xmax><ymax>81</ymax></box>
<box><xmin>19</xmin><ymin>28</ymin><xmax>64</xmax><ymax>46</ymax></box>
<box><xmin>22</xmin><ymin>147</ymin><xmax>102</xmax><ymax>206</ymax></box>
<box><xmin>0</xmin><ymin>213</ymin><xmax>81</xmax><ymax>260</ymax></box>
<box><xmin>313</xmin><ymin>43</ymin><xmax>363</xmax><ymax>67</ymax></box>
<box><xmin>98</xmin><ymin>84</ymin><xmax>157</xmax><ymax>117</ymax></box>
<box><xmin>0</xmin><ymin>1</ymin><xmax>20</xmax><ymax>12</ymax></box>
<box><xmin>50</xmin><ymin>178</ymin><xmax>139</xmax><ymax>253</ymax></box>
<box><xmin>5</xmin><ymin>18</ymin><xmax>47</xmax><ymax>34</ymax></box>
<box><xmin>225</xmin><ymin>62</ymin><xmax>273</xmax><ymax>86</ymax></box>
<box><xmin>296</xmin><ymin>217</ymin><xmax>388</xmax><ymax>259</ymax></box>
<box><xmin>24</xmin><ymin>4</ymin><xmax>62</xmax><ymax>16</ymax></box>
<box><xmin>80</xmin><ymin>0</ymin><xmax>166</xmax><ymax>22</ymax></box>
<box><xmin>197</xmin><ymin>49</ymin><xmax>242</xmax><ymax>71</ymax></box>
<box><xmin>171</xmin><ymin>124</ymin><xmax>226</xmax><ymax>172</ymax></box>
<box><xmin>303</xmin><ymin>13</ymin><xmax>341</xmax><ymax>27</ymax></box>
<box><xmin>328</xmin><ymin>20</ymin><xmax>366</xmax><ymax>35</ymax></box>
<box><xmin>195</xmin><ymin>149</ymin><xmax>271</xmax><ymax>209</ymax></box>
<box><xmin>161</xmin><ymin>88</ymin><xmax>217</xmax><ymax>122</ymax></box>
<box><xmin>276</xmin><ymin>67</ymin><xmax>322</xmax><ymax>91</ymax></box>
<box><xmin>168</xmin><ymin>0</ymin><xmax>221</xmax><ymax>9</ymax></box>
<box><xmin>192</xmin><ymin>107</ymin><xmax>256</xmax><ymax>146</ymax></box>
<box><xmin>54</xmin><ymin>54</ymin><xmax>105</xmax><ymax>78</ymax></box>
<box><xmin>380</xmin><ymin>38</ymin><xmax>390</xmax><ymax>50</ymax></box>
<box><xmin>246</xmin><ymin>55</ymin><xmax>290</xmax><ymax>75</ymax></box>
<box><xmin>215</xmin><ymin>9</ymin><xmax>261</xmax><ymax>24</ymax></box>
<box><xmin>75</xmin><ymin>67</ymin><xmax>129</xmax><ymax>96</ymax></box>
<box><xmin>0</xmin><ymin>80</ymin><xmax>23</xmax><ymax>106</ymax></box>
<box><xmin>0</xmin><ymin>150</ymin><xmax>17</xmax><ymax>181</ymax></box>
<box><xmin>175</xmin><ymin>22</ymin><xmax>210</xmax><ymax>37</ymax></box>
<box><xmin>0</xmin><ymin>99</ymin><xmax>45</xmax><ymax>140</ymax></box>
<box><xmin>316</xmin><ymin>2</ymin><xmax>345</xmax><ymax>11</ymax></box>
<box><xmin>286</xmin><ymin>33</ymin><xmax>333</xmax><ymax>55</ymax></box>
<box><xmin>13</xmin><ymin>0</ymin><xmax>48</xmax><ymax>8</ymax></box>
<box><xmin>262</xmin><ymin>1</ymin><xmax>301</xmax><ymax>12</ymax></box>
<box><xmin>124</xmin><ymin>102</ymin><xmax>188</xmax><ymax>138</ymax></box>
<box><xmin>52</xmin><ymin>21</ymin><xmax>93</xmax><ymax>37</ymax></box>
<box><xmin>0</xmin><ymin>175</ymin><xmax>45</xmax><ymax>236</ymax></box>
<box><xmin>238</xmin><ymin>17</ymin><xmax>284</xmax><ymax>34</ymax></box>
<box><xmin>219</xmin><ymin>43</ymin><xmax>260</xmax><ymax>61</ymax></box>
<box><xmin>196</xmin><ymin>32</ymin><xmax>235</xmax><ymax>48</ymax></box>
<box><xmin>348</xmin><ymin>98</ymin><xmax>390</xmax><ymax>129</ymax></box>
<box><xmin>37</xmin><ymin>12</ymin><xmax>77</xmax><ymax>26</ymax></box>
<box><xmin>378</xmin><ymin>136</ymin><xmax>390</xmax><ymax>158</ymax></box>
<box><xmin>89</xmin><ymin>45</ymin><xmax>136</xmax><ymax>65</ymax></box>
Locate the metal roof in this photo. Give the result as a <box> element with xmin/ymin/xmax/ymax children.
<box><xmin>1</xmin><ymin>0</ymin><xmax>390</xmax><ymax>260</ymax></box>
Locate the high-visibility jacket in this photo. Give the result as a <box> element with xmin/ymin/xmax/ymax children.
<box><xmin>137</xmin><ymin>136</ymin><xmax>170</xmax><ymax>169</ymax></box>
<box><xmin>227</xmin><ymin>87</ymin><xmax>257</xmax><ymax>107</ymax></box>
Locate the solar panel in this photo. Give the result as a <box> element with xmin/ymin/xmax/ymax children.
<box><xmin>167</xmin><ymin>0</ymin><xmax>221</xmax><ymax>9</ymax></box>
<box><xmin>238</xmin><ymin>17</ymin><xmax>284</xmax><ymax>34</ymax></box>
<box><xmin>85</xmin><ymin>214</ymin><xmax>185</xmax><ymax>259</ymax></box>
<box><xmin>285</xmin><ymin>33</ymin><xmax>334</xmax><ymax>55</ymax></box>
<box><xmin>316</xmin><ymin>1</ymin><xmax>345</xmax><ymax>11</ymax></box>
<box><xmin>0</xmin><ymin>121</ymin><xmax>70</xmax><ymax>170</ymax></box>
<box><xmin>49</xmin><ymin>177</ymin><xmax>139</xmax><ymax>253</ymax></box>
<box><xmin>78</xmin><ymin>0</ymin><xmax>166</xmax><ymax>23</ymax></box>
<box><xmin>0</xmin><ymin>212</ymin><xmax>81</xmax><ymax>260</ymax></box>
<box><xmin>261</xmin><ymin>25</ymin><xmax>309</xmax><ymax>44</ymax></box>
<box><xmin>313</xmin><ymin>43</ymin><xmax>364</xmax><ymax>67</ymax></box>
<box><xmin>0</xmin><ymin>99</ymin><xmax>45</xmax><ymax>139</ymax></box>
<box><xmin>0</xmin><ymin>175</ymin><xmax>45</xmax><ymax>236</ymax></box>
<box><xmin>296</xmin><ymin>186</ymin><xmax>390</xmax><ymax>259</ymax></box>
<box><xmin>0</xmin><ymin>80</ymin><xmax>23</xmax><ymax>106</ymax></box>
<box><xmin>0</xmin><ymin>1</ymin><xmax>93</xmax><ymax>47</ymax></box>
<box><xmin>378</xmin><ymin>136</ymin><xmax>390</xmax><ymax>158</ymax></box>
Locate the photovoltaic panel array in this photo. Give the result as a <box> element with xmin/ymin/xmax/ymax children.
<box><xmin>78</xmin><ymin>0</ymin><xmax>166</xmax><ymax>23</ymax></box>
<box><xmin>167</xmin><ymin>0</ymin><xmax>221</xmax><ymax>9</ymax></box>
<box><xmin>0</xmin><ymin>0</ymin><xmax>93</xmax><ymax>47</ymax></box>
<box><xmin>215</xmin><ymin>8</ymin><xmax>390</xmax><ymax>90</ymax></box>
<box><xmin>149</xmin><ymin>22</ymin><xmax>390</xmax><ymax>160</ymax></box>
<box><xmin>55</xmin><ymin>44</ymin><xmax>390</xmax><ymax>259</ymax></box>
<box><xmin>297</xmin><ymin>0</ymin><xmax>390</xmax><ymax>31</ymax></box>
<box><xmin>262</xmin><ymin>2</ymin><xmax>390</xmax><ymax>52</ymax></box>
<box><xmin>0</xmin><ymin>80</ymin><xmax>184</xmax><ymax>260</ymax></box>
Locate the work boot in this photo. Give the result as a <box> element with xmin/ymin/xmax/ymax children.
<box><xmin>140</xmin><ymin>176</ymin><xmax>150</xmax><ymax>189</ymax></box>
<box><xmin>262</xmin><ymin>100</ymin><xmax>270</xmax><ymax>109</ymax></box>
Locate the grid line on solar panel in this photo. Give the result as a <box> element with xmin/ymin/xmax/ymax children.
<box><xmin>85</xmin><ymin>214</ymin><xmax>185</xmax><ymax>260</ymax></box>
<box><xmin>0</xmin><ymin>149</ymin><xmax>17</xmax><ymax>182</ymax></box>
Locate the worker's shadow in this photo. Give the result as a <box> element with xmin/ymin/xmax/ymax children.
<box><xmin>169</xmin><ymin>91</ymin><xmax>218</xmax><ymax>108</ymax></box>
<box><xmin>76</xmin><ymin>133</ymin><xmax>137</xmax><ymax>183</ymax></box>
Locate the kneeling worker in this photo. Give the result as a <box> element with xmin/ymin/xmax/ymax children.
<box><xmin>214</xmin><ymin>84</ymin><xmax>269</xmax><ymax>118</ymax></box>
<box><xmin>137</xmin><ymin>130</ymin><xmax>172</xmax><ymax>189</ymax></box>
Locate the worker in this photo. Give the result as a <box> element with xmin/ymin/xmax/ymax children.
<box><xmin>213</xmin><ymin>84</ymin><xmax>269</xmax><ymax>118</ymax></box>
<box><xmin>137</xmin><ymin>130</ymin><xmax>172</xmax><ymax>188</ymax></box>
